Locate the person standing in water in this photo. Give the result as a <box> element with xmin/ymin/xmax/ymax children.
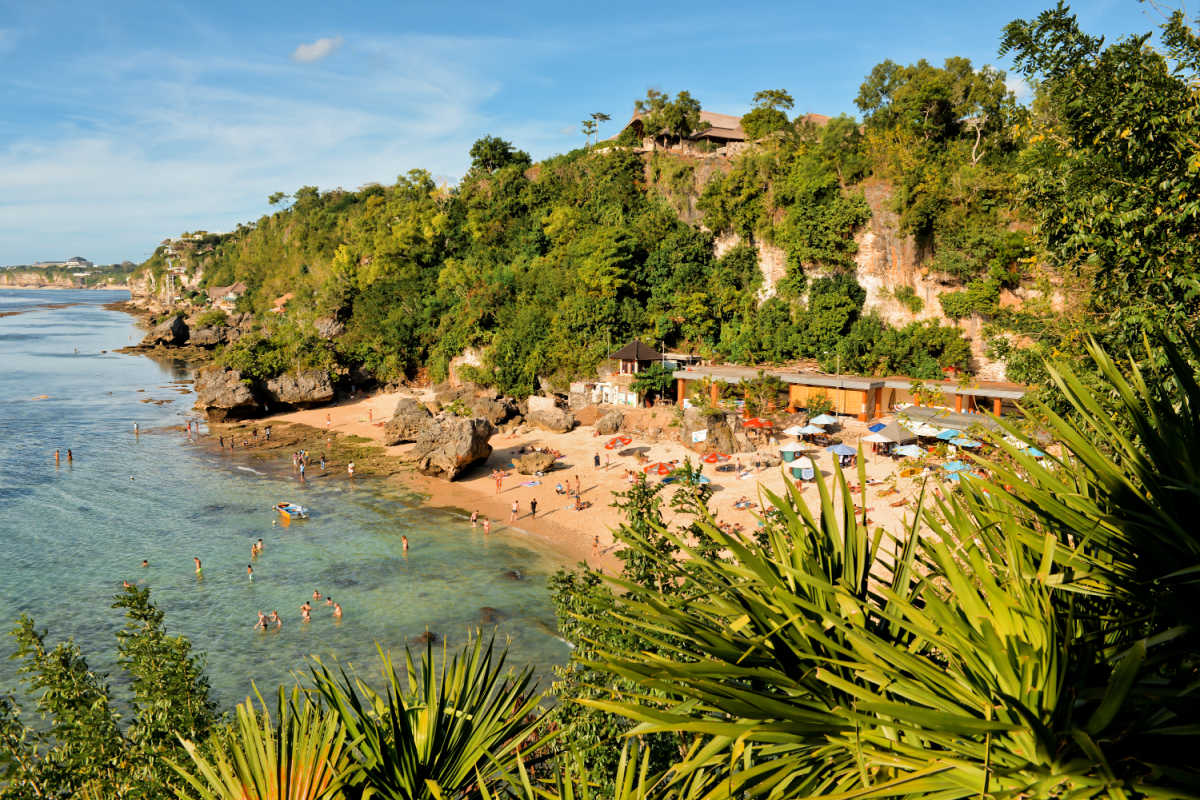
<box><xmin>54</xmin><ymin>449</ymin><xmax>60</xmax><ymax>465</ymax></box>
<box><xmin>347</xmin><ymin>461</ymin><xmax>355</xmax><ymax>478</ymax></box>
<box><xmin>482</xmin><ymin>517</ymin><xmax>491</xmax><ymax>535</ymax></box>
<box><xmin>299</xmin><ymin>461</ymin><xmax>306</xmax><ymax>481</ymax></box>
<box><xmin>332</xmin><ymin>602</ymin><xmax>342</xmax><ymax>619</ymax></box>
<box><xmin>66</xmin><ymin>449</ymin><xmax>73</xmax><ymax>462</ymax></box>
<box><xmin>133</xmin><ymin>422</ymin><xmax>139</xmax><ymax>435</ymax></box>
<box><xmin>193</xmin><ymin>556</ymin><xmax>202</xmax><ymax>578</ymax></box>
<box><xmin>247</xmin><ymin>564</ymin><xmax>254</xmax><ymax>581</ymax></box>
<box><xmin>470</xmin><ymin>510</ymin><xmax>478</xmax><ymax>528</ymax></box>
<box><xmin>402</xmin><ymin>535</ymin><xmax>409</xmax><ymax>553</ymax></box>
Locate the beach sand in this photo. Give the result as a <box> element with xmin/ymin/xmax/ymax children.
<box><xmin>241</xmin><ymin>390</ymin><xmax>936</xmax><ymax>574</ymax></box>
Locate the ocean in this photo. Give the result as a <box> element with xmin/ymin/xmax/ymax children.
<box><xmin>0</xmin><ymin>289</ymin><xmax>569</xmax><ymax>710</ymax></box>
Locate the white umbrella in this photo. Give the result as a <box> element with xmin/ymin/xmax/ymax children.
<box><xmin>910</xmin><ymin>422</ymin><xmax>942</xmax><ymax>438</ymax></box>
<box><xmin>798</xmin><ymin>424</ymin><xmax>824</xmax><ymax>435</ymax></box>
<box><xmin>795</xmin><ymin>456</ymin><xmax>814</xmax><ymax>468</ymax></box>
<box><xmin>782</xmin><ymin>425</ymin><xmax>806</xmax><ymax>437</ymax></box>
<box><xmin>779</xmin><ymin>441</ymin><xmax>806</xmax><ymax>452</ymax></box>
<box><xmin>862</xmin><ymin>432</ymin><xmax>892</xmax><ymax>444</ymax></box>
<box><xmin>809</xmin><ymin>414</ymin><xmax>838</xmax><ymax>426</ymax></box>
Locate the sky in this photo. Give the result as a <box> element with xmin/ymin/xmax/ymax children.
<box><xmin>0</xmin><ymin>0</ymin><xmax>1171</xmax><ymax>265</ymax></box>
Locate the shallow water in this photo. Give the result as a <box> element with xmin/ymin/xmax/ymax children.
<box><xmin>0</xmin><ymin>290</ymin><xmax>568</xmax><ymax>709</ymax></box>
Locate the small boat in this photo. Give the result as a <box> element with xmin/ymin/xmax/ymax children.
<box><xmin>274</xmin><ymin>502</ymin><xmax>308</xmax><ymax>520</ymax></box>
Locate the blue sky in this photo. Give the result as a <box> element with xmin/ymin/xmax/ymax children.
<box><xmin>0</xmin><ymin>0</ymin><xmax>1167</xmax><ymax>265</ymax></box>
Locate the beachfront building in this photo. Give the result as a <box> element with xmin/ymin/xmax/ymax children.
<box><xmin>672</xmin><ymin>364</ymin><xmax>1026</xmax><ymax>421</ymax></box>
<box><xmin>571</xmin><ymin>340</ymin><xmax>703</xmax><ymax>408</ymax></box>
<box><xmin>206</xmin><ymin>281</ymin><xmax>247</xmax><ymax>311</ymax></box>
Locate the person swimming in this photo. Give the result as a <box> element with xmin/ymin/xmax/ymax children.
<box><xmin>254</xmin><ymin>611</ymin><xmax>267</xmax><ymax>630</ymax></box>
<box><xmin>325</xmin><ymin>596</ymin><xmax>334</xmax><ymax>606</ymax></box>
<box><xmin>193</xmin><ymin>556</ymin><xmax>202</xmax><ymax>577</ymax></box>
<box><xmin>141</xmin><ymin>559</ymin><xmax>148</xmax><ymax>568</ymax></box>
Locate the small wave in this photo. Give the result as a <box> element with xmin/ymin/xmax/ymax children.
<box><xmin>235</xmin><ymin>466</ymin><xmax>266</xmax><ymax>476</ymax></box>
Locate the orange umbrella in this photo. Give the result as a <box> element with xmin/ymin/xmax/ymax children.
<box><xmin>743</xmin><ymin>418</ymin><xmax>772</xmax><ymax>429</ymax></box>
<box><xmin>642</xmin><ymin>462</ymin><xmax>673</xmax><ymax>475</ymax></box>
<box><xmin>703</xmin><ymin>452</ymin><xmax>730</xmax><ymax>464</ymax></box>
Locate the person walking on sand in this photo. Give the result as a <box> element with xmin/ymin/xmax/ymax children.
<box><xmin>299</xmin><ymin>461</ymin><xmax>306</xmax><ymax>481</ymax></box>
<box><xmin>494</xmin><ymin>471</ymin><xmax>503</xmax><ymax>494</ymax></box>
<box><xmin>593</xmin><ymin>452</ymin><xmax>600</xmax><ymax>469</ymax></box>
<box><xmin>529</xmin><ymin>497</ymin><xmax>538</xmax><ymax>518</ymax></box>
<box><xmin>592</xmin><ymin>535</ymin><xmax>600</xmax><ymax>557</ymax></box>
<box><xmin>510</xmin><ymin>500</ymin><xmax>519</xmax><ymax>522</ymax></box>
<box><xmin>319</xmin><ymin>454</ymin><xmax>325</xmax><ymax>471</ymax></box>
<box><xmin>470</xmin><ymin>510</ymin><xmax>478</xmax><ymax>528</ymax></box>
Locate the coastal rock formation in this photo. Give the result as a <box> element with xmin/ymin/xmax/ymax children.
<box><xmin>526</xmin><ymin>395</ymin><xmax>558</xmax><ymax>414</ymax></box>
<box><xmin>529</xmin><ymin>407</ymin><xmax>576</xmax><ymax>433</ymax></box>
<box><xmin>405</xmin><ymin>415</ymin><xmax>494</xmax><ymax>480</ymax></box>
<box><xmin>194</xmin><ymin>366</ymin><xmax>259</xmax><ymax>421</ymax></box>
<box><xmin>681</xmin><ymin>408</ymin><xmax>748</xmax><ymax>454</ymax></box>
<box><xmin>189</xmin><ymin>325</ymin><xmax>230</xmax><ymax>347</ymax></box>
<box><xmin>141</xmin><ymin>315</ymin><xmax>189</xmax><ymax>347</ymax></box>
<box><xmin>265</xmin><ymin>370</ymin><xmax>335</xmax><ymax>408</ymax></box>
<box><xmin>469</xmin><ymin>396</ymin><xmax>513</xmax><ymax>425</ymax></box>
<box><xmin>514</xmin><ymin>451</ymin><xmax>556</xmax><ymax>475</ymax></box>
<box><xmin>594</xmin><ymin>410</ymin><xmax>624</xmax><ymax>435</ymax></box>
<box><xmin>383</xmin><ymin>398</ymin><xmax>433</xmax><ymax>444</ymax></box>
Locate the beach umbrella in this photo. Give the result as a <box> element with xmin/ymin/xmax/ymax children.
<box><xmin>945</xmin><ymin>472</ymin><xmax>962</xmax><ymax>483</ymax></box>
<box><xmin>702</xmin><ymin>452</ymin><xmax>730</xmax><ymax>463</ymax></box>
<box><xmin>794</xmin><ymin>456</ymin><xmax>814</xmax><ymax>468</ymax></box>
<box><xmin>809</xmin><ymin>414</ymin><xmax>838</xmax><ymax>426</ymax></box>
<box><xmin>942</xmin><ymin>460</ymin><xmax>969</xmax><ymax>472</ymax></box>
<box><xmin>742</xmin><ymin>417</ymin><xmax>771</xmax><ymax>428</ymax></box>
<box><xmin>779</xmin><ymin>441</ymin><xmax>806</xmax><ymax>452</ymax></box>
<box><xmin>950</xmin><ymin>437</ymin><xmax>982</xmax><ymax>448</ymax></box>
<box><xmin>867</xmin><ymin>422</ymin><xmax>886</xmax><ymax>432</ymax></box>
<box><xmin>875</xmin><ymin>421</ymin><xmax>916</xmax><ymax>444</ymax></box>
<box><xmin>782</xmin><ymin>424</ymin><xmax>806</xmax><ymax>437</ymax></box>
<box><xmin>798</xmin><ymin>424</ymin><xmax>824</xmax><ymax>435</ymax></box>
<box><xmin>935</xmin><ymin>428</ymin><xmax>962</xmax><ymax>441</ymax></box>
<box><xmin>643</xmin><ymin>462</ymin><xmax>673</xmax><ymax>475</ymax></box>
<box><xmin>1027</xmin><ymin>447</ymin><xmax>1046</xmax><ymax>458</ymax></box>
<box><xmin>894</xmin><ymin>444</ymin><xmax>924</xmax><ymax>459</ymax></box>
<box><xmin>827</xmin><ymin>443</ymin><xmax>856</xmax><ymax>456</ymax></box>
<box><xmin>696</xmin><ymin>474</ymin><xmax>712</xmax><ymax>484</ymax></box>
<box><xmin>862</xmin><ymin>432</ymin><xmax>892</xmax><ymax>444</ymax></box>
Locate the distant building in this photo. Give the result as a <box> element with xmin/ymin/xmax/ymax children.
<box><xmin>32</xmin><ymin>256</ymin><xmax>93</xmax><ymax>269</ymax></box>
<box><xmin>571</xmin><ymin>340</ymin><xmax>701</xmax><ymax>408</ymax></box>
<box><xmin>617</xmin><ymin>110</ymin><xmax>831</xmax><ymax>151</ymax></box>
<box><xmin>206</xmin><ymin>281</ymin><xmax>248</xmax><ymax>310</ymax></box>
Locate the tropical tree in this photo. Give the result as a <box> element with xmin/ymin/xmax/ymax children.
<box><xmin>634</xmin><ymin>89</ymin><xmax>709</xmax><ymax>144</ymax></box>
<box><xmin>740</xmin><ymin>89</ymin><xmax>794</xmax><ymax>140</ymax></box>
<box><xmin>173</xmin><ymin>687</ymin><xmax>349</xmax><ymax>800</ymax></box>
<box><xmin>311</xmin><ymin>636</ymin><xmax>549</xmax><ymax>800</ymax></box>
<box><xmin>567</xmin><ymin>336</ymin><xmax>1200</xmax><ymax>798</ymax></box>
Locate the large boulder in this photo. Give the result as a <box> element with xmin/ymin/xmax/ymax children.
<box><xmin>189</xmin><ymin>325</ymin><xmax>230</xmax><ymax>347</ymax></box>
<box><xmin>529</xmin><ymin>407</ymin><xmax>576</xmax><ymax>433</ymax></box>
<box><xmin>194</xmin><ymin>366</ymin><xmax>259</xmax><ymax>421</ymax></box>
<box><xmin>526</xmin><ymin>395</ymin><xmax>558</xmax><ymax>414</ymax></box>
<box><xmin>141</xmin><ymin>315</ymin><xmax>189</xmax><ymax>346</ymax></box>
<box><xmin>383</xmin><ymin>398</ymin><xmax>433</xmax><ymax>444</ymax></box>
<box><xmin>514</xmin><ymin>451</ymin><xmax>556</xmax><ymax>475</ymax></box>
<box><xmin>406</xmin><ymin>416</ymin><xmax>495</xmax><ymax>480</ymax></box>
<box><xmin>594</xmin><ymin>410</ymin><xmax>623</xmax><ymax>436</ymax></box>
<box><xmin>469</xmin><ymin>396</ymin><xmax>514</xmax><ymax>425</ymax></box>
<box><xmin>265</xmin><ymin>370</ymin><xmax>335</xmax><ymax>407</ymax></box>
<box><xmin>682</xmin><ymin>408</ymin><xmax>740</xmax><ymax>454</ymax></box>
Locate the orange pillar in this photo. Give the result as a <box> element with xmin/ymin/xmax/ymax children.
<box><xmin>992</xmin><ymin>397</ymin><xmax>1002</xmax><ymax>416</ymax></box>
<box><xmin>710</xmin><ymin>381</ymin><xmax>720</xmax><ymax>406</ymax></box>
<box><xmin>676</xmin><ymin>378</ymin><xmax>686</xmax><ymax>406</ymax></box>
<box><xmin>857</xmin><ymin>390</ymin><xmax>869</xmax><ymax>422</ymax></box>
<box><xmin>955</xmin><ymin>394</ymin><xmax>963</xmax><ymax>413</ymax></box>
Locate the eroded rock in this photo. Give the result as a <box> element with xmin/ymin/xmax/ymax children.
<box><xmin>194</xmin><ymin>366</ymin><xmax>258</xmax><ymax>421</ymax></box>
<box><xmin>594</xmin><ymin>410</ymin><xmax>623</xmax><ymax>435</ymax></box>
<box><xmin>405</xmin><ymin>415</ymin><xmax>494</xmax><ymax>480</ymax></box>
<box><xmin>383</xmin><ymin>398</ymin><xmax>433</xmax><ymax>445</ymax></box>
<box><xmin>514</xmin><ymin>451</ymin><xmax>556</xmax><ymax>475</ymax></box>
<box><xmin>264</xmin><ymin>370</ymin><xmax>334</xmax><ymax>408</ymax></box>
<box><xmin>141</xmin><ymin>315</ymin><xmax>189</xmax><ymax>347</ymax></box>
<box><xmin>528</xmin><ymin>407</ymin><xmax>575</xmax><ymax>433</ymax></box>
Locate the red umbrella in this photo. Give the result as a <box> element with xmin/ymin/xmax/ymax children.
<box><xmin>743</xmin><ymin>418</ymin><xmax>772</xmax><ymax>429</ymax></box>
<box><xmin>642</xmin><ymin>462</ymin><xmax>673</xmax><ymax>475</ymax></box>
<box><xmin>702</xmin><ymin>452</ymin><xmax>730</xmax><ymax>464</ymax></box>
<box><xmin>604</xmin><ymin>435</ymin><xmax>632</xmax><ymax>450</ymax></box>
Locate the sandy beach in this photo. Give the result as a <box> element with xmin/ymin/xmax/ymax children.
<box><xmin>247</xmin><ymin>390</ymin><xmax>937</xmax><ymax>574</ymax></box>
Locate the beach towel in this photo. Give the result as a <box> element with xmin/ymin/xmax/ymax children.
<box><xmin>521</xmin><ymin>480</ymin><xmax>541</xmax><ymax>487</ymax></box>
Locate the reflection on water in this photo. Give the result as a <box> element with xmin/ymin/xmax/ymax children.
<box><xmin>0</xmin><ymin>290</ymin><xmax>568</xmax><ymax>709</ymax></box>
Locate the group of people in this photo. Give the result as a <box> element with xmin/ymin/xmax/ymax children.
<box><xmin>299</xmin><ymin>590</ymin><xmax>342</xmax><ymax>624</ymax></box>
<box><xmin>469</xmin><ymin>510</ymin><xmax>492</xmax><ymax>534</ymax></box>
<box><xmin>52</xmin><ymin>448</ymin><xmax>74</xmax><ymax>464</ymax></box>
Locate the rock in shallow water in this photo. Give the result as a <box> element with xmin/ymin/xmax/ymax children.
<box><xmin>194</xmin><ymin>366</ymin><xmax>258</xmax><ymax>421</ymax></box>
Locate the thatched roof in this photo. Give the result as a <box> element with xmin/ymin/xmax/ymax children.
<box><xmin>609</xmin><ymin>339</ymin><xmax>665</xmax><ymax>362</ymax></box>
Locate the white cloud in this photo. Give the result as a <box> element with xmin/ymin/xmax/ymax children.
<box><xmin>291</xmin><ymin>36</ymin><xmax>343</xmax><ymax>63</ymax></box>
<box><xmin>1006</xmin><ymin>75</ymin><xmax>1032</xmax><ymax>102</ymax></box>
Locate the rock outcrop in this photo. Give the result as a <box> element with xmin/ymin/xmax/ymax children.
<box><xmin>514</xmin><ymin>451</ymin><xmax>556</xmax><ymax>475</ymax></box>
<box><xmin>265</xmin><ymin>370</ymin><xmax>335</xmax><ymax>408</ymax></box>
<box><xmin>405</xmin><ymin>416</ymin><xmax>494</xmax><ymax>480</ymax></box>
<box><xmin>528</xmin><ymin>407</ymin><xmax>576</xmax><ymax>433</ymax></box>
<box><xmin>680</xmin><ymin>408</ymin><xmax>755</xmax><ymax>454</ymax></box>
<box><xmin>469</xmin><ymin>397</ymin><xmax>514</xmax><ymax>425</ymax></box>
<box><xmin>141</xmin><ymin>315</ymin><xmax>189</xmax><ymax>346</ymax></box>
<box><xmin>594</xmin><ymin>410</ymin><xmax>624</xmax><ymax>436</ymax></box>
<box><xmin>189</xmin><ymin>325</ymin><xmax>230</xmax><ymax>347</ymax></box>
<box><xmin>194</xmin><ymin>366</ymin><xmax>259</xmax><ymax>421</ymax></box>
<box><xmin>383</xmin><ymin>398</ymin><xmax>433</xmax><ymax>444</ymax></box>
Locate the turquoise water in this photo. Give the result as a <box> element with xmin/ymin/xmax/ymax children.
<box><xmin>0</xmin><ymin>290</ymin><xmax>569</xmax><ymax>709</ymax></box>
